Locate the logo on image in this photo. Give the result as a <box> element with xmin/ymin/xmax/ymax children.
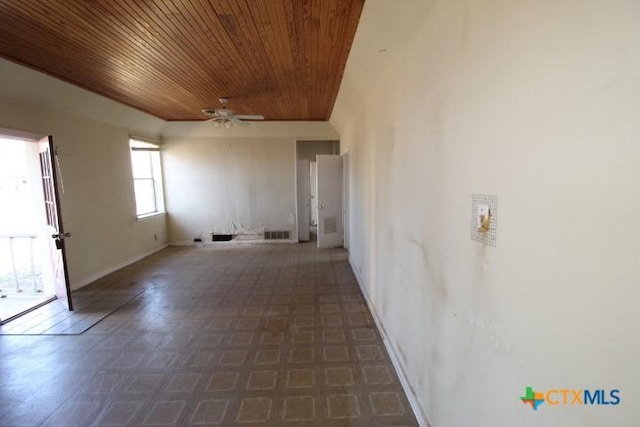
<box><xmin>520</xmin><ymin>386</ymin><xmax>620</xmax><ymax>410</ymax></box>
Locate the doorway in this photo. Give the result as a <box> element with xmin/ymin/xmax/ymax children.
<box><xmin>0</xmin><ymin>133</ymin><xmax>73</xmax><ymax>324</ymax></box>
<box><xmin>295</xmin><ymin>141</ymin><xmax>342</xmax><ymax>247</ymax></box>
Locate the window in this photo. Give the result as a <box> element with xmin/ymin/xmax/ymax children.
<box><xmin>130</xmin><ymin>139</ymin><xmax>165</xmax><ymax>217</ymax></box>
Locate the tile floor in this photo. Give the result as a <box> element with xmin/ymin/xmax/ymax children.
<box><xmin>0</xmin><ymin>293</ymin><xmax>53</xmax><ymax>325</ymax></box>
<box><xmin>0</xmin><ymin>289</ymin><xmax>145</xmax><ymax>334</ymax></box>
<box><xmin>0</xmin><ymin>243</ymin><xmax>418</xmax><ymax>426</ymax></box>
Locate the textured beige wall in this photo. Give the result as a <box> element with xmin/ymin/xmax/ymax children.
<box><xmin>333</xmin><ymin>0</ymin><xmax>640</xmax><ymax>425</ymax></box>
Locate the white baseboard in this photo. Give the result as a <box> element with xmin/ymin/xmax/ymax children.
<box><xmin>348</xmin><ymin>255</ymin><xmax>432</xmax><ymax>427</ymax></box>
<box><xmin>73</xmin><ymin>243</ymin><xmax>169</xmax><ymax>290</ymax></box>
<box><xmin>170</xmin><ymin>241</ymin><xmax>195</xmax><ymax>246</ymax></box>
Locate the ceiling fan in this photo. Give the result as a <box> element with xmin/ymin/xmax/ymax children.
<box><xmin>201</xmin><ymin>98</ymin><xmax>265</xmax><ymax>128</ymax></box>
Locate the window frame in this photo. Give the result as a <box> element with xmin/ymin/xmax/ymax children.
<box><xmin>130</xmin><ymin>138</ymin><xmax>165</xmax><ymax>218</ymax></box>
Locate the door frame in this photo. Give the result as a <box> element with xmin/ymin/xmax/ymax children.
<box><xmin>342</xmin><ymin>149</ymin><xmax>350</xmax><ymax>251</ymax></box>
<box><xmin>294</xmin><ymin>140</ymin><xmax>343</xmax><ymax>246</ymax></box>
<box><xmin>296</xmin><ymin>159</ymin><xmax>311</xmax><ymax>242</ymax></box>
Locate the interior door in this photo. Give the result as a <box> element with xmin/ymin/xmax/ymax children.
<box><xmin>310</xmin><ymin>161</ymin><xmax>318</xmax><ymax>226</ymax></box>
<box><xmin>316</xmin><ymin>154</ymin><xmax>343</xmax><ymax>249</ymax></box>
<box><xmin>38</xmin><ymin>136</ymin><xmax>73</xmax><ymax>310</ymax></box>
<box><xmin>296</xmin><ymin>159</ymin><xmax>311</xmax><ymax>242</ymax></box>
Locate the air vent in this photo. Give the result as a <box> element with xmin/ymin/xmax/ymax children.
<box><xmin>211</xmin><ymin>234</ymin><xmax>233</xmax><ymax>241</ymax></box>
<box><xmin>264</xmin><ymin>230</ymin><xmax>290</xmax><ymax>240</ymax></box>
<box><xmin>324</xmin><ymin>217</ymin><xmax>337</xmax><ymax>234</ymax></box>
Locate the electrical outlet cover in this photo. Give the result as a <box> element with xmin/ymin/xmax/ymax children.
<box><xmin>477</xmin><ymin>205</ymin><xmax>490</xmax><ymax>229</ymax></box>
<box><xmin>471</xmin><ymin>194</ymin><xmax>498</xmax><ymax>246</ymax></box>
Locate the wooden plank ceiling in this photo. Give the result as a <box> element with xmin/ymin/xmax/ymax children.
<box><xmin>0</xmin><ymin>0</ymin><xmax>364</xmax><ymax>121</ymax></box>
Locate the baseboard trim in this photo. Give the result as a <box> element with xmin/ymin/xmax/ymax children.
<box><xmin>73</xmin><ymin>244</ymin><xmax>169</xmax><ymax>290</ymax></box>
<box><xmin>348</xmin><ymin>255</ymin><xmax>432</xmax><ymax>427</ymax></box>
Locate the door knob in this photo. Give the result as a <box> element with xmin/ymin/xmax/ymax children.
<box><xmin>318</xmin><ymin>204</ymin><xmax>323</xmax><ymax>209</ymax></box>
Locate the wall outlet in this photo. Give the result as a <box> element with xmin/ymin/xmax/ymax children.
<box><xmin>471</xmin><ymin>194</ymin><xmax>498</xmax><ymax>247</ymax></box>
<box><xmin>477</xmin><ymin>205</ymin><xmax>490</xmax><ymax>232</ymax></box>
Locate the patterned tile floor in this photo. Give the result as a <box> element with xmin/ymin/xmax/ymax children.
<box><xmin>0</xmin><ymin>243</ymin><xmax>418</xmax><ymax>426</ymax></box>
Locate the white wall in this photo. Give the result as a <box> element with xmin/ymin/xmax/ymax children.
<box><xmin>332</xmin><ymin>0</ymin><xmax>640</xmax><ymax>426</ymax></box>
<box><xmin>0</xmin><ymin>59</ymin><xmax>163</xmax><ymax>135</ymax></box>
<box><xmin>163</xmin><ymin>136</ymin><xmax>297</xmax><ymax>243</ymax></box>
<box><xmin>0</xmin><ymin>60</ymin><xmax>168</xmax><ymax>290</ymax></box>
<box><xmin>162</xmin><ymin>122</ymin><xmax>339</xmax><ymax>245</ymax></box>
<box><xmin>162</xmin><ymin>120</ymin><xmax>339</xmax><ymax>140</ymax></box>
<box><xmin>296</xmin><ymin>140</ymin><xmax>338</xmax><ymax>161</ymax></box>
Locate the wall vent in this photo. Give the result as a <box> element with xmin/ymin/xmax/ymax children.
<box><xmin>264</xmin><ymin>230</ymin><xmax>290</xmax><ymax>240</ymax></box>
<box><xmin>324</xmin><ymin>217</ymin><xmax>337</xmax><ymax>234</ymax></box>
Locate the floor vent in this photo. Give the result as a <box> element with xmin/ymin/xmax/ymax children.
<box><xmin>264</xmin><ymin>230</ymin><xmax>290</xmax><ymax>240</ymax></box>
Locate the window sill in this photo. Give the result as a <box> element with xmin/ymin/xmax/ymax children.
<box><xmin>136</xmin><ymin>211</ymin><xmax>167</xmax><ymax>221</ymax></box>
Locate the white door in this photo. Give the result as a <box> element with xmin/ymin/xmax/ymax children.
<box><xmin>38</xmin><ymin>136</ymin><xmax>73</xmax><ymax>310</ymax></box>
<box><xmin>342</xmin><ymin>150</ymin><xmax>350</xmax><ymax>250</ymax></box>
<box><xmin>316</xmin><ymin>154</ymin><xmax>343</xmax><ymax>249</ymax></box>
<box><xmin>296</xmin><ymin>159</ymin><xmax>310</xmax><ymax>242</ymax></box>
<box><xmin>310</xmin><ymin>161</ymin><xmax>318</xmax><ymax>226</ymax></box>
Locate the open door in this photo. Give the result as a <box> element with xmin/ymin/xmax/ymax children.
<box><xmin>38</xmin><ymin>136</ymin><xmax>73</xmax><ymax>310</ymax></box>
<box><xmin>316</xmin><ymin>154</ymin><xmax>343</xmax><ymax>249</ymax></box>
<box><xmin>296</xmin><ymin>159</ymin><xmax>311</xmax><ymax>242</ymax></box>
<box><xmin>310</xmin><ymin>161</ymin><xmax>318</xmax><ymax>226</ymax></box>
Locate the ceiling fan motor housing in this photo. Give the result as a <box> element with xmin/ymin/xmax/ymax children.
<box><xmin>202</xmin><ymin>97</ymin><xmax>264</xmax><ymax>125</ymax></box>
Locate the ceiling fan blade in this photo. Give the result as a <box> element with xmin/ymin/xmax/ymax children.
<box><xmin>234</xmin><ymin>114</ymin><xmax>264</xmax><ymax>120</ymax></box>
<box><xmin>230</xmin><ymin>117</ymin><xmax>250</xmax><ymax>127</ymax></box>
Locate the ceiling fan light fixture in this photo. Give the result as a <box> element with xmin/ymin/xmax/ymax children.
<box><xmin>202</xmin><ymin>97</ymin><xmax>265</xmax><ymax>126</ymax></box>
